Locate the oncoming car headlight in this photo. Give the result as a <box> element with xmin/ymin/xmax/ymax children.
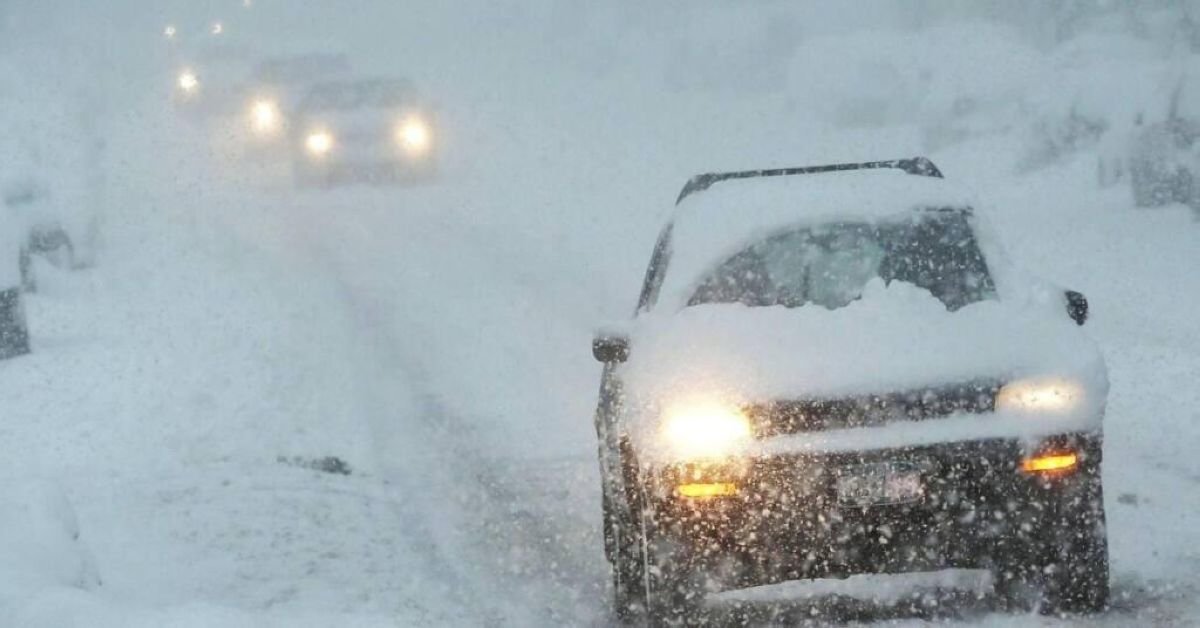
<box><xmin>995</xmin><ymin>377</ymin><xmax>1084</xmax><ymax>414</ymax></box>
<box><xmin>177</xmin><ymin>70</ymin><xmax>199</xmax><ymax>94</ymax></box>
<box><xmin>250</xmin><ymin>99</ymin><xmax>281</xmax><ymax>135</ymax></box>
<box><xmin>305</xmin><ymin>131</ymin><xmax>334</xmax><ymax>156</ymax></box>
<box><xmin>660</xmin><ymin>402</ymin><xmax>751</xmax><ymax>460</ymax></box>
<box><xmin>397</xmin><ymin>118</ymin><xmax>431</xmax><ymax>154</ymax></box>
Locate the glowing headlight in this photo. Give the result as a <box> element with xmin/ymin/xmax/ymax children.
<box><xmin>660</xmin><ymin>402</ymin><xmax>752</xmax><ymax>460</ymax></box>
<box><xmin>305</xmin><ymin>131</ymin><xmax>334</xmax><ymax>156</ymax></box>
<box><xmin>250</xmin><ymin>100</ymin><xmax>281</xmax><ymax>134</ymax></box>
<box><xmin>995</xmin><ymin>377</ymin><xmax>1084</xmax><ymax>414</ymax></box>
<box><xmin>177</xmin><ymin>70</ymin><xmax>199</xmax><ymax>94</ymax></box>
<box><xmin>397</xmin><ymin>118</ymin><xmax>431</xmax><ymax>154</ymax></box>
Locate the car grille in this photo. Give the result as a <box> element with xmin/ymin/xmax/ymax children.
<box><xmin>745</xmin><ymin>380</ymin><xmax>1001</xmax><ymax>438</ymax></box>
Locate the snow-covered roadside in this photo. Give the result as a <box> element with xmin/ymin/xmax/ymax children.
<box><xmin>0</xmin><ymin>100</ymin><xmax>478</xmax><ymax>625</ymax></box>
<box><xmin>1</xmin><ymin>3</ymin><xmax>1199</xmax><ymax>627</ymax></box>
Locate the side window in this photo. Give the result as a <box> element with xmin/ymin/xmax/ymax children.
<box><xmin>635</xmin><ymin>225</ymin><xmax>673</xmax><ymax>314</ymax></box>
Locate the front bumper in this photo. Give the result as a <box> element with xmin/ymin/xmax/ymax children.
<box><xmin>295</xmin><ymin>150</ymin><xmax>437</xmax><ymax>184</ymax></box>
<box><xmin>646</xmin><ymin>432</ymin><xmax>1103</xmax><ymax>590</ymax></box>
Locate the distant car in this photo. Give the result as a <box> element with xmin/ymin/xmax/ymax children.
<box><xmin>235</xmin><ymin>53</ymin><xmax>353</xmax><ymax>147</ymax></box>
<box><xmin>170</xmin><ymin>41</ymin><xmax>259</xmax><ymax>119</ymax></box>
<box><xmin>592</xmin><ymin>158</ymin><xmax>1109</xmax><ymax>625</ymax></box>
<box><xmin>162</xmin><ymin>17</ymin><xmax>230</xmax><ymax>46</ymax></box>
<box><xmin>291</xmin><ymin>78</ymin><xmax>437</xmax><ymax>187</ymax></box>
<box><xmin>0</xmin><ymin>202</ymin><xmax>30</xmax><ymax>359</ymax></box>
<box><xmin>1129</xmin><ymin>77</ymin><xmax>1200</xmax><ymax>210</ymax></box>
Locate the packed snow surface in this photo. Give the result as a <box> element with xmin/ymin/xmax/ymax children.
<box><xmin>1</xmin><ymin>2</ymin><xmax>1200</xmax><ymax>627</ymax></box>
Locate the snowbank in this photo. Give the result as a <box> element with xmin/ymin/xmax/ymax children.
<box><xmin>0</xmin><ymin>480</ymin><xmax>100</xmax><ymax>619</ymax></box>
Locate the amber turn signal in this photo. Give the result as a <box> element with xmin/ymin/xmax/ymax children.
<box><xmin>677</xmin><ymin>482</ymin><xmax>738</xmax><ymax>498</ymax></box>
<box><xmin>1021</xmin><ymin>452</ymin><xmax>1078</xmax><ymax>474</ymax></box>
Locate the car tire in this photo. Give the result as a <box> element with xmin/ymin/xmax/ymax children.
<box><xmin>1041</xmin><ymin>477</ymin><xmax>1109</xmax><ymax>615</ymax></box>
<box><xmin>638</xmin><ymin>497</ymin><xmax>702</xmax><ymax>628</ymax></box>
<box><xmin>608</xmin><ymin>495</ymin><xmax>645</xmax><ymax>623</ymax></box>
<box><xmin>993</xmin><ymin>474</ymin><xmax>1109</xmax><ymax>615</ymax></box>
<box><xmin>0</xmin><ymin>287</ymin><xmax>31</xmax><ymax>359</ymax></box>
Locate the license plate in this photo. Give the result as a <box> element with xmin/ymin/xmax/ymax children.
<box><xmin>835</xmin><ymin>461</ymin><xmax>924</xmax><ymax>507</ymax></box>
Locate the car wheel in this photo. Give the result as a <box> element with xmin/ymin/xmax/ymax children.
<box><xmin>993</xmin><ymin>474</ymin><xmax>1109</xmax><ymax>615</ymax></box>
<box><xmin>1041</xmin><ymin>478</ymin><xmax>1109</xmax><ymax>614</ymax></box>
<box><xmin>608</xmin><ymin>495</ymin><xmax>645</xmax><ymax>623</ymax></box>
<box><xmin>638</xmin><ymin>498</ymin><xmax>702</xmax><ymax>628</ymax></box>
<box><xmin>0</xmin><ymin>287</ymin><xmax>31</xmax><ymax>359</ymax></box>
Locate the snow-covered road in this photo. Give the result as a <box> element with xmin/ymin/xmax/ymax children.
<box><xmin>3</xmin><ymin>3</ymin><xmax>1200</xmax><ymax>626</ymax></box>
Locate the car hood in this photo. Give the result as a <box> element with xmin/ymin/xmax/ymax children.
<box><xmin>620</xmin><ymin>280</ymin><xmax>1107</xmax><ymax>457</ymax></box>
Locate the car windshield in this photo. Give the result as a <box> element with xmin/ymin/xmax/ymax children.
<box><xmin>252</xmin><ymin>55</ymin><xmax>350</xmax><ymax>85</ymax></box>
<box><xmin>688</xmin><ymin>211</ymin><xmax>994</xmax><ymax>311</ymax></box>
<box><xmin>301</xmin><ymin>79</ymin><xmax>415</xmax><ymax>111</ymax></box>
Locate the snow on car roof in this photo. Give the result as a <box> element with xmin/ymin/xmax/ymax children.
<box><xmin>658</xmin><ymin>168</ymin><xmax>977</xmax><ymax>310</ymax></box>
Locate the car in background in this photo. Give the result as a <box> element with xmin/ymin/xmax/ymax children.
<box><xmin>169</xmin><ymin>38</ymin><xmax>260</xmax><ymax>119</ymax></box>
<box><xmin>236</xmin><ymin>53</ymin><xmax>353</xmax><ymax>148</ymax></box>
<box><xmin>1129</xmin><ymin>75</ymin><xmax>1200</xmax><ymax>211</ymax></box>
<box><xmin>592</xmin><ymin>158</ymin><xmax>1109</xmax><ymax>625</ymax></box>
<box><xmin>291</xmin><ymin>78</ymin><xmax>437</xmax><ymax>187</ymax></box>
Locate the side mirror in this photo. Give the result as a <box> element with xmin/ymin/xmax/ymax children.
<box><xmin>1065</xmin><ymin>290</ymin><xmax>1088</xmax><ymax>326</ymax></box>
<box><xmin>592</xmin><ymin>334</ymin><xmax>630</xmax><ymax>364</ymax></box>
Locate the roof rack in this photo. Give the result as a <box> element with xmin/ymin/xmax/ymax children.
<box><xmin>675</xmin><ymin>156</ymin><xmax>943</xmax><ymax>204</ymax></box>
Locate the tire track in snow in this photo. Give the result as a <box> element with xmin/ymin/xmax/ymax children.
<box><xmin>285</xmin><ymin>205</ymin><xmax>608</xmax><ymax>626</ymax></box>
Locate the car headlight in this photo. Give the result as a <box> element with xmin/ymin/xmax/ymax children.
<box><xmin>397</xmin><ymin>118</ymin><xmax>431</xmax><ymax>154</ymax></box>
<box><xmin>995</xmin><ymin>377</ymin><xmax>1084</xmax><ymax>414</ymax></box>
<box><xmin>305</xmin><ymin>131</ymin><xmax>334</xmax><ymax>156</ymax></box>
<box><xmin>660</xmin><ymin>402</ymin><xmax>752</xmax><ymax>460</ymax></box>
<box><xmin>177</xmin><ymin>70</ymin><xmax>199</xmax><ymax>94</ymax></box>
<box><xmin>250</xmin><ymin>100</ymin><xmax>281</xmax><ymax>135</ymax></box>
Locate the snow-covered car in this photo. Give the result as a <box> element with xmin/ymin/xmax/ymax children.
<box><xmin>235</xmin><ymin>53</ymin><xmax>353</xmax><ymax>147</ymax></box>
<box><xmin>291</xmin><ymin>78</ymin><xmax>437</xmax><ymax>187</ymax></box>
<box><xmin>591</xmin><ymin>158</ymin><xmax>1109</xmax><ymax>624</ymax></box>
<box><xmin>1130</xmin><ymin>76</ymin><xmax>1200</xmax><ymax>210</ymax></box>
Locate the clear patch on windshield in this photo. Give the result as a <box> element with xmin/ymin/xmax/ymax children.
<box><xmin>688</xmin><ymin>212</ymin><xmax>995</xmax><ymax>311</ymax></box>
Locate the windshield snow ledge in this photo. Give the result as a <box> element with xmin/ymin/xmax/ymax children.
<box><xmin>751</xmin><ymin>410</ymin><xmax>1102</xmax><ymax>459</ymax></box>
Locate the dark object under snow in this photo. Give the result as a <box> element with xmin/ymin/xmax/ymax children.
<box><xmin>0</xmin><ymin>288</ymin><xmax>31</xmax><ymax>359</ymax></box>
<box><xmin>277</xmin><ymin>455</ymin><xmax>352</xmax><ymax>476</ymax></box>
